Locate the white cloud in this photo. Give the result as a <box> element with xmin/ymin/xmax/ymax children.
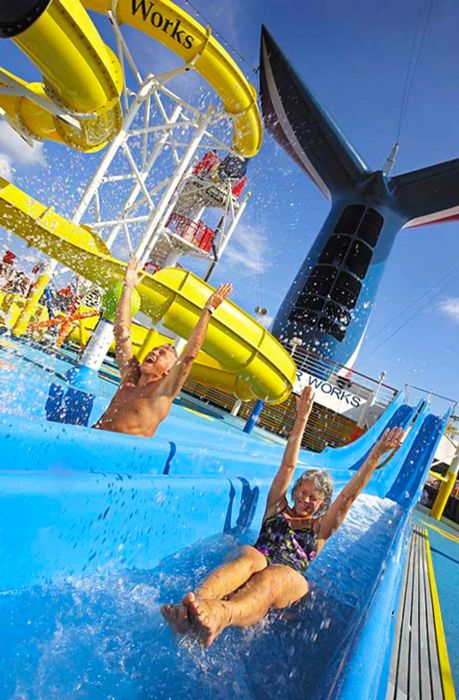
<box><xmin>0</xmin><ymin>153</ymin><xmax>13</xmax><ymax>179</ymax></box>
<box><xmin>438</xmin><ymin>298</ymin><xmax>459</xmax><ymax>324</ymax></box>
<box><xmin>223</xmin><ymin>222</ymin><xmax>272</xmax><ymax>275</ymax></box>
<box><xmin>0</xmin><ymin>122</ymin><xmax>46</xmax><ymax>171</ymax></box>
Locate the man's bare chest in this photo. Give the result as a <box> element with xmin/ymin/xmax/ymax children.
<box><xmin>112</xmin><ymin>385</ymin><xmax>168</xmax><ymax>416</ymax></box>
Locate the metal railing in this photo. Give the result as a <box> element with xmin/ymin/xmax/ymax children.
<box><xmin>166</xmin><ymin>213</ymin><xmax>215</xmax><ymax>252</ymax></box>
<box><xmin>403</xmin><ymin>383</ymin><xmax>458</xmax><ymax>420</ymax></box>
<box><xmin>183</xmin><ymin>345</ymin><xmax>400</xmax><ymax>452</ymax></box>
<box><xmin>291</xmin><ymin>345</ymin><xmax>398</xmax><ymax>411</ymax></box>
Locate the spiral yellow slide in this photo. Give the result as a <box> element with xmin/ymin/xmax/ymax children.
<box><xmin>0</xmin><ymin>0</ymin><xmax>262</xmax><ymax>157</ymax></box>
<box><xmin>0</xmin><ymin>177</ymin><xmax>296</xmax><ymax>403</ymax></box>
<box><xmin>0</xmin><ymin>1</ymin><xmax>282</xmax><ymax>401</ymax></box>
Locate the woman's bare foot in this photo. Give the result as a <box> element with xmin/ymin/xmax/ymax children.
<box><xmin>182</xmin><ymin>592</ymin><xmax>229</xmax><ymax>648</ymax></box>
<box><xmin>161</xmin><ymin>603</ymin><xmax>190</xmax><ymax>634</ymax></box>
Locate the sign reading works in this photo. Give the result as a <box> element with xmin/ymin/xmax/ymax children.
<box><xmin>294</xmin><ymin>370</ymin><xmax>367</xmax><ymax>417</ymax></box>
<box><xmin>132</xmin><ymin>0</ymin><xmax>195</xmax><ymax>49</ymax></box>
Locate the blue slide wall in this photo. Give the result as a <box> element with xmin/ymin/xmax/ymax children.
<box><xmin>0</xmin><ymin>392</ymin><xmax>448</xmax><ymax>699</ymax></box>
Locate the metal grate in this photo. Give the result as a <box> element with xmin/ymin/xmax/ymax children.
<box><xmin>386</xmin><ymin>526</ymin><xmax>446</xmax><ymax>700</ymax></box>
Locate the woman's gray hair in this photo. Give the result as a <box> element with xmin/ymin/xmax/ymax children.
<box><xmin>291</xmin><ymin>468</ymin><xmax>333</xmax><ymax>518</ymax></box>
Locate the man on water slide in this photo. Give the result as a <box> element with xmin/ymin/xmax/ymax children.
<box><xmin>94</xmin><ymin>258</ymin><xmax>232</xmax><ymax>438</ymax></box>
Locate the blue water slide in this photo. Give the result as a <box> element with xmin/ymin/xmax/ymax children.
<box><xmin>334</xmin><ymin>408</ymin><xmax>450</xmax><ymax>700</ymax></box>
<box><xmin>0</xmin><ymin>392</ymin><xmax>447</xmax><ymax>698</ymax></box>
<box><xmin>0</xmin><ymin>394</ymin><xmax>417</xmax><ymax>483</ymax></box>
<box><xmin>0</xmin><ymin>386</ymin><xmax>406</xmax><ymax>479</ymax></box>
<box><xmin>312</xmin><ymin>392</ymin><xmax>414</xmax><ymax>470</ymax></box>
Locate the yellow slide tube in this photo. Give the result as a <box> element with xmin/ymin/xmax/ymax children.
<box><xmin>0</xmin><ymin>177</ymin><xmax>295</xmax><ymax>403</ymax></box>
<box><xmin>0</xmin><ymin>0</ymin><xmax>123</xmax><ymax>152</ymax></box>
<box><xmin>84</xmin><ymin>0</ymin><xmax>262</xmax><ymax>156</ymax></box>
<box><xmin>0</xmin><ymin>0</ymin><xmax>262</xmax><ymax>156</ymax></box>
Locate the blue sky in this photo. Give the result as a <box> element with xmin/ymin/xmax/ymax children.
<box><xmin>1</xmin><ymin>0</ymin><xmax>459</xmax><ymax>405</ymax></box>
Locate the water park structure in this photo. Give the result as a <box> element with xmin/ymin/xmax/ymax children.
<box><xmin>0</xmin><ymin>2</ymin><xmax>457</xmax><ymax>699</ymax></box>
<box><xmin>0</xmin><ymin>0</ymin><xmax>299</xmax><ymax>403</ymax></box>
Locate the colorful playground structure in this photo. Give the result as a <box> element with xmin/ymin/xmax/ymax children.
<box><xmin>0</xmin><ymin>1</ymin><xmax>457</xmax><ymax>699</ymax></box>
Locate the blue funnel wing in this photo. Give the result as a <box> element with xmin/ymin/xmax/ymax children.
<box><xmin>393</xmin><ymin>157</ymin><xmax>459</xmax><ymax>228</ymax></box>
<box><xmin>259</xmin><ymin>26</ymin><xmax>369</xmax><ymax>199</ymax></box>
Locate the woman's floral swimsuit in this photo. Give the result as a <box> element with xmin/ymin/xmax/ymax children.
<box><xmin>254</xmin><ymin>512</ymin><xmax>318</xmax><ymax>574</ymax></box>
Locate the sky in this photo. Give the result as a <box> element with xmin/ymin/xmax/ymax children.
<box><xmin>1</xmin><ymin>0</ymin><xmax>459</xmax><ymax>408</ymax></box>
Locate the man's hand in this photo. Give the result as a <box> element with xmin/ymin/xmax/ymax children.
<box><xmin>206</xmin><ymin>283</ymin><xmax>233</xmax><ymax>310</ymax></box>
<box><xmin>124</xmin><ymin>256</ymin><xmax>142</xmax><ymax>289</ymax></box>
<box><xmin>295</xmin><ymin>385</ymin><xmax>315</xmax><ymax>420</ymax></box>
<box><xmin>372</xmin><ymin>426</ymin><xmax>404</xmax><ymax>458</ymax></box>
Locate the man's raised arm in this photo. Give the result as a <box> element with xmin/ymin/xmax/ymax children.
<box><xmin>114</xmin><ymin>257</ymin><xmax>141</xmax><ymax>380</ymax></box>
<box><xmin>164</xmin><ymin>282</ymin><xmax>233</xmax><ymax>397</ymax></box>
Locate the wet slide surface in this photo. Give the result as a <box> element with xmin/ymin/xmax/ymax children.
<box><xmin>0</xmin><ymin>339</ymin><xmax>448</xmax><ymax>699</ymax></box>
<box><xmin>0</xmin><ymin>498</ymin><xmax>402</xmax><ymax>700</ymax></box>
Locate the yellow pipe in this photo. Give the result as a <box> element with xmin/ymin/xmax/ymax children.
<box><xmin>0</xmin><ymin>0</ymin><xmax>123</xmax><ymax>152</ymax></box>
<box><xmin>11</xmin><ymin>271</ymin><xmax>52</xmax><ymax>337</ymax></box>
<box><xmin>0</xmin><ymin>0</ymin><xmax>262</xmax><ymax>156</ymax></box>
<box><xmin>428</xmin><ymin>470</ymin><xmax>448</xmax><ymax>483</ymax></box>
<box><xmin>431</xmin><ymin>447</ymin><xmax>459</xmax><ymax>521</ymax></box>
<box><xmin>431</xmin><ymin>471</ymin><xmax>458</xmax><ymax>520</ymax></box>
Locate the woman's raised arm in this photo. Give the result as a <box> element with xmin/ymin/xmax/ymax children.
<box><xmin>316</xmin><ymin>426</ymin><xmax>404</xmax><ymax>542</ymax></box>
<box><xmin>264</xmin><ymin>386</ymin><xmax>315</xmax><ymax>518</ymax></box>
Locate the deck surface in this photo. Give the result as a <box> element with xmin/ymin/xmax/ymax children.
<box><xmin>386</xmin><ymin>525</ymin><xmax>447</xmax><ymax>699</ymax></box>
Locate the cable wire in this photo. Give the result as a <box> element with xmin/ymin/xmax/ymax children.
<box><xmin>396</xmin><ymin>0</ymin><xmax>434</xmax><ymax>143</ymax></box>
<box><xmin>361</xmin><ymin>257</ymin><xmax>459</xmax><ymax>357</ymax></box>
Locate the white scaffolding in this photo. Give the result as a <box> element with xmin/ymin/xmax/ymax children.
<box><xmin>62</xmin><ymin>10</ymin><xmax>251</xmax><ymax>374</ymax></box>
<box><xmin>70</xmin><ymin>10</ymin><xmax>250</xmax><ymax>282</ymax></box>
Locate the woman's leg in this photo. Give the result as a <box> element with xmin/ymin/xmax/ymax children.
<box><xmin>161</xmin><ymin>545</ymin><xmax>267</xmax><ymax>633</ymax></box>
<box><xmin>196</xmin><ymin>545</ymin><xmax>268</xmax><ymax>599</ymax></box>
<box><xmin>184</xmin><ymin>564</ymin><xmax>308</xmax><ymax>647</ymax></box>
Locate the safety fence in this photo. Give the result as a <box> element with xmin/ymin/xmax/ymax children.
<box><xmin>403</xmin><ymin>383</ymin><xmax>458</xmax><ymax>423</ymax></box>
<box><xmin>183</xmin><ymin>345</ymin><xmax>400</xmax><ymax>452</ymax></box>
<box><xmin>166</xmin><ymin>213</ymin><xmax>215</xmax><ymax>253</ymax></box>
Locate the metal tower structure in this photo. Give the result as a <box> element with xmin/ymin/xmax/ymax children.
<box><xmin>57</xmin><ymin>9</ymin><xmax>251</xmax><ymax>376</ymax></box>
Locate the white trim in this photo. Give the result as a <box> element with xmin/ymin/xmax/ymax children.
<box><xmin>261</xmin><ymin>42</ymin><xmax>331</xmax><ymax>200</ymax></box>
<box><xmin>403</xmin><ymin>204</ymin><xmax>459</xmax><ymax>229</ymax></box>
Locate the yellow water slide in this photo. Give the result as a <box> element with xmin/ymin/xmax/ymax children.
<box><xmin>0</xmin><ymin>0</ymin><xmax>262</xmax><ymax>156</ymax></box>
<box><xmin>0</xmin><ymin>177</ymin><xmax>296</xmax><ymax>403</ymax></box>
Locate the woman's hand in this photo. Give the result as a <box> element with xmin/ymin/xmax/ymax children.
<box><xmin>124</xmin><ymin>256</ymin><xmax>142</xmax><ymax>288</ymax></box>
<box><xmin>207</xmin><ymin>283</ymin><xmax>233</xmax><ymax>309</ymax></box>
<box><xmin>372</xmin><ymin>426</ymin><xmax>404</xmax><ymax>459</ymax></box>
<box><xmin>295</xmin><ymin>385</ymin><xmax>315</xmax><ymax>420</ymax></box>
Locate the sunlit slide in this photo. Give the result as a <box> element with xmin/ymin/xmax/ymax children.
<box><xmin>0</xmin><ymin>0</ymin><xmax>261</xmax><ymax>157</ymax></box>
<box><xmin>0</xmin><ymin>176</ymin><xmax>296</xmax><ymax>403</ymax></box>
<box><xmin>0</xmin><ymin>371</ymin><xmax>450</xmax><ymax>698</ymax></box>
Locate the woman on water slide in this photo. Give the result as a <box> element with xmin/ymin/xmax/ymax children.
<box><xmin>162</xmin><ymin>386</ymin><xmax>404</xmax><ymax>648</ymax></box>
